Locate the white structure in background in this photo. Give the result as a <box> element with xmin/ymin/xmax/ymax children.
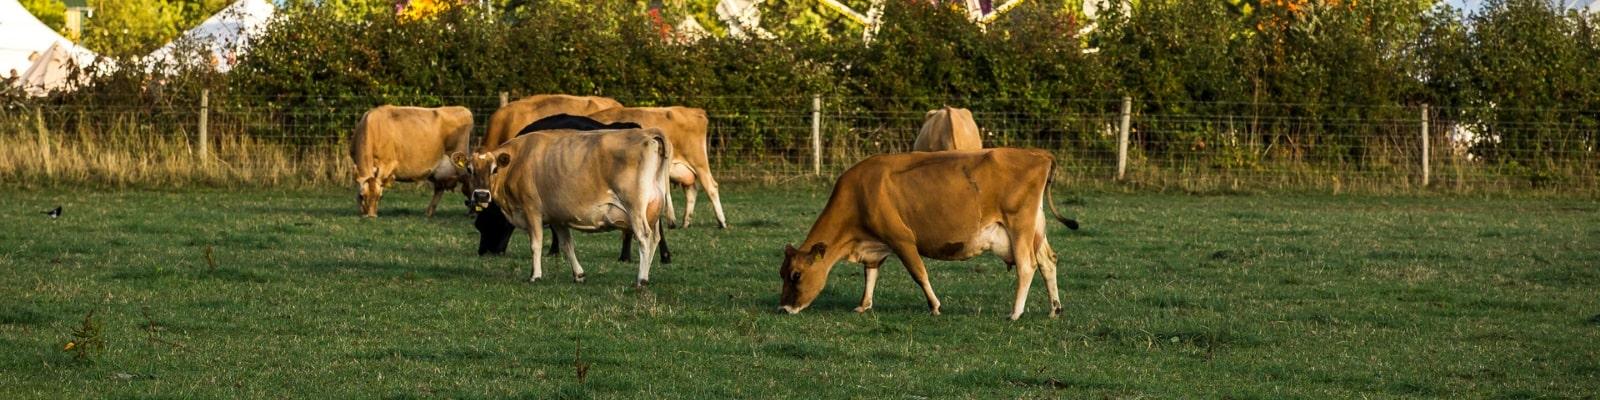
<box><xmin>816</xmin><ymin>0</ymin><xmax>886</xmax><ymax>42</ymax></box>
<box><xmin>716</xmin><ymin>0</ymin><xmax>775</xmax><ymax>39</ymax></box>
<box><xmin>675</xmin><ymin>15</ymin><xmax>710</xmax><ymax>42</ymax></box>
<box><xmin>144</xmin><ymin>0</ymin><xmax>275</xmax><ymax>74</ymax></box>
<box><xmin>1</xmin><ymin>0</ymin><xmax>102</xmax><ymax>96</ymax></box>
<box><xmin>19</xmin><ymin>41</ymin><xmax>100</xmax><ymax>96</ymax></box>
<box><xmin>1</xmin><ymin>0</ymin><xmax>96</xmax><ymax>78</ymax></box>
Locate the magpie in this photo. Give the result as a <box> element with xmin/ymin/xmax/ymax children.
<box><xmin>42</xmin><ymin>206</ymin><xmax>61</xmax><ymax>219</ymax></box>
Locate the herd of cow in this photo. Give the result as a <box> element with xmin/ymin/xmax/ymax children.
<box><xmin>349</xmin><ymin>95</ymin><xmax>1080</xmax><ymax>320</ymax></box>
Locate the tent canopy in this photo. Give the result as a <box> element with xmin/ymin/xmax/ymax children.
<box><xmin>0</xmin><ymin>0</ymin><xmax>93</xmax><ymax>78</ymax></box>
<box><xmin>144</xmin><ymin>0</ymin><xmax>276</xmax><ymax>73</ymax></box>
<box><xmin>19</xmin><ymin>40</ymin><xmax>99</xmax><ymax>96</ymax></box>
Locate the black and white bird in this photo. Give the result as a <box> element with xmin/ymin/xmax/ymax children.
<box><xmin>42</xmin><ymin>206</ymin><xmax>61</xmax><ymax>219</ymax></box>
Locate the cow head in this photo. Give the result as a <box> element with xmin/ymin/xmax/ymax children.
<box><xmin>456</xmin><ymin>151</ymin><xmax>511</xmax><ymax>212</ymax></box>
<box><xmin>355</xmin><ymin>168</ymin><xmax>382</xmax><ymax>218</ymax></box>
<box><xmin>778</xmin><ymin>242</ymin><xmax>830</xmax><ymax>314</ymax></box>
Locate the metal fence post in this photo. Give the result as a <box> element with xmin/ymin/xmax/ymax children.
<box><xmin>1421</xmin><ymin>104</ymin><xmax>1430</xmax><ymax>188</ymax></box>
<box><xmin>811</xmin><ymin>95</ymin><xmax>822</xmax><ymax>176</ymax></box>
<box><xmin>1116</xmin><ymin>96</ymin><xmax>1131</xmax><ymax>181</ymax></box>
<box><xmin>499</xmin><ymin>92</ymin><xmax>508</xmax><ymax>107</ymax></box>
<box><xmin>198</xmin><ymin>89</ymin><xmax>209</xmax><ymax>162</ymax></box>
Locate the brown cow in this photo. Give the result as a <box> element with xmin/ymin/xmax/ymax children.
<box><xmin>350</xmin><ymin>105</ymin><xmax>472</xmax><ymax>218</ymax></box>
<box><xmin>912</xmin><ymin>107</ymin><xmax>982</xmax><ymax>151</ymax></box>
<box><xmin>481</xmin><ymin>95</ymin><xmax>623</xmax><ymax>150</ymax></box>
<box><xmin>456</xmin><ymin>128</ymin><xmax>672</xmax><ymax>286</ymax></box>
<box><xmin>777</xmin><ymin>148</ymin><xmax>1079</xmax><ymax>320</ymax></box>
<box><xmin>587</xmin><ymin>107</ymin><xmax>727</xmax><ymax>229</ymax></box>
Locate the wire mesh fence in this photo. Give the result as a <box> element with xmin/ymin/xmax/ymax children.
<box><xmin>2</xmin><ymin>93</ymin><xmax>1595</xmax><ymax>193</ymax></box>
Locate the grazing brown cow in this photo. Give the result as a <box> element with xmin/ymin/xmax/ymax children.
<box><xmin>587</xmin><ymin>106</ymin><xmax>727</xmax><ymax>229</ymax></box>
<box><xmin>912</xmin><ymin>107</ymin><xmax>982</xmax><ymax>151</ymax></box>
<box><xmin>481</xmin><ymin>95</ymin><xmax>623</xmax><ymax>150</ymax></box>
<box><xmin>456</xmin><ymin>128</ymin><xmax>672</xmax><ymax>286</ymax></box>
<box><xmin>777</xmin><ymin>148</ymin><xmax>1079</xmax><ymax>320</ymax></box>
<box><xmin>350</xmin><ymin>105</ymin><xmax>473</xmax><ymax>218</ymax></box>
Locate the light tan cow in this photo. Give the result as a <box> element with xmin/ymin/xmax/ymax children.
<box><xmin>481</xmin><ymin>94</ymin><xmax>623</xmax><ymax>150</ymax></box>
<box><xmin>912</xmin><ymin>107</ymin><xmax>982</xmax><ymax>151</ymax></box>
<box><xmin>350</xmin><ymin>105</ymin><xmax>473</xmax><ymax>218</ymax></box>
<box><xmin>456</xmin><ymin>128</ymin><xmax>672</xmax><ymax>286</ymax></box>
<box><xmin>587</xmin><ymin>106</ymin><xmax>727</xmax><ymax>229</ymax></box>
<box><xmin>777</xmin><ymin>148</ymin><xmax>1080</xmax><ymax>320</ymax></box>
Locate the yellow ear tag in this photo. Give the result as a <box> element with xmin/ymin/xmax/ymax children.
<box><xmin>812</xmin><ymin>253</ymin><xmax>822</xmax><ymax>262</ymax></box>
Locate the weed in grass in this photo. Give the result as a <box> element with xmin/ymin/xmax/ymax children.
<box><xmin>203</xmin><ymin>245</ymin><xmax>217</xmax><ymax>271</ymax></box>
<box><xmin>574</xmin><ymin>337</ymin><xmax>590</xmax><ymax>385</ymax></box>
<box><xmin>63</xmin><ymin>310</ymin><xmax>104</xmax><ymax>363</ymax></box>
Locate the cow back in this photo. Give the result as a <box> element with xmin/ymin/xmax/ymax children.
<box><xmin>483</xmin><ymin>95</ymin><xmax>624</xmax><ymax>150</ymax></box>
<box><xmin>588</xmin><ymin>107</ymin><xmax>710</xmax><ymax>168</ymax></box>
<box><xmin>353</xmin><ymin>105</ymin><xmax>473</xmax><ymax>180</ymax></box>
<box><xmin>912</xmin><ymin>107</ymin><xmax>982</xmax><ymax>152</ymax></box>
<box><xmin>492</xmin><ymin>128</ymin><xmax>670</xmax><ymax>225</ymax></box>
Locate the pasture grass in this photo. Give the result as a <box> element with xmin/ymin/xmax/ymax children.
<box><xmin>1</xmin><ymin>185</ymin><xmax>1597</xmax><ymax>398</ymax></box>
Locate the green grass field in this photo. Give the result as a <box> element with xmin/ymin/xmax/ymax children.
<box><xmin>1</xmin><ymin>185</ymin><xmax>1597</xmax><ymax>398</ymax></box>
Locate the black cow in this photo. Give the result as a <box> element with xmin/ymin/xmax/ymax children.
<box><xmin>475</xmin><ymin>114</ymin><xmax>669</xmax><ymax>264</ymax></box>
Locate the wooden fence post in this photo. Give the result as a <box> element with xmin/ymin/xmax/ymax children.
<box><xmin>811</xmin><ymin>95</ymin><xmax>822</xmax><ymax>176</ymax></box>
<box><xmin>1421</xmin><ymin>104</ymin><xmax>1430</xmax><ymax>188</ymax></box>
<box><xmin>1116</xmin><ymin>96</ymin><xmax>1131</xmax><ymax>181</ymax></box>
<box><xmin>198</xmin><ymin>89</ymin><xmax>209</xmax><ymax>162</ymax></box>
<box><xmin>35</xmin><ymin>107</ymin><xmax>52</xmax><ymax>177</ymax></box>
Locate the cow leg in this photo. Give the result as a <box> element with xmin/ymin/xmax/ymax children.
<box><xmin>891</xmin><ymin>244</ymin><xmax>941</xmax><ymax>315</ymax></box>
<box><xmin>553</xmin><ymin>226</ymin><xmax>585</xmax><ymax>283</ymax></box>
<box><xmin>657</xmin><ymin>220</ymin><xmax>671</xmax><ymax>264</ymax></box>
<box><xmin>618</xmin><ymin>231</ymin><xmax>632</xmax><ymax>262</ymax></box>
<box><xmin>698</xmin><ymin>167</ymin><xmax>729</xmax><ymax>229</ymax></box>
<box><xmin>632</xmin><ymin>218</ymin><xmax>659</xmax><ymax>288</ymax></box>
<box><xmin>525</xmin><ymin>214</ymin><xmax>545</xmax><ymax>283</ymax></box>
<box><xmin>1007</xmin><ymin>226</ymin><xmax>1041</xmax><ymax>321</ymax></box>
<box><xmin>680</xmin><ymin>182</ymin><xmax>698</xmax><ymax>228</ymax></box>
<box><xmin>547</xmin><ymin>226</ymin><xmax>561</xmax><ymax>256</ymax></box>
<box><xmin>1038</xmin><ymin>239</ymin><xmax>1063</xmax><ymax>318</ymax></box>
<box><xmin>425</xmin><ymin>184</ymin><xmax>445</xmax><ymax>218</ymax></box>
<box><xmin>854</xmin><ymin>258</ymin><xmax>885</xmax><ymax>313</ymax></box>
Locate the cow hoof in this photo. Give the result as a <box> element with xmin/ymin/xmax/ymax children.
<box><xmin>853</xmin><ymin>306</ymin><xmax>872</xmax><ymax>313</ymax></box>
<box><xmin>617</xmin><ymin>256</ymin><xmax>631</xmax><ymax>262</ymax></box>
<box><xmin>574</xmin><ymin>273</ymin><xmax>586</xmax><ymax>283</ymax></box>
<box><xmin>1051</xmin><ymin>307</ymin><xmax>1064</xmax><ymax>318</ymax></box>
<box><xmin>528</xmin><ymin>276</ymin><xmax>542</xmax><ymax>283</ymax></box>
<box><xmin>717</xmin><ymin>221</ymin><xmax>728</xmax><ymax>230</ymax></box>
<box><xmin>1008</xmin><ymin>313</ymin><xmax>1022</xmax><ymax>321</ymax></box>
<box><xmin>930</xmin><ymin>308</ymin><xmax>941</xmax><ymax>316</ymax></box>
<box><xmin>634</xmin><ymin>279</ymin><xmax>649</xmax><ymax>288</ymax></box>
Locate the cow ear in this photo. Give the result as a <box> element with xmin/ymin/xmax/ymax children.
<box><xmin>808</xmin><ymin>243</ymin><xmax>827</xmax><ymax>260</ymax></box>
<box><xmin>495</xmin><ymin>153</ymin><xmax>512</xmax><ymax>168</ymax></box>
<box><xmin>784</xmin><ymin>244</ymin><xmax>797</xmax><ymax>258</ymax></box>
<box><xmin>451</xmin><ymin>152</ymin><xmax>468</xmax><ymax>168</ymax></box>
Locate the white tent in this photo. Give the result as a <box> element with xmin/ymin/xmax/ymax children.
<box><xmin>144</xmin><ymin>0</ymin><xmax>275</xmax><ymax>73</ymax></box>
<box><xmin>0</xmin><ymin>0</ymin><xmax>96</xmax><ymax>79</ymax></box>
<box><xmin>716</xmin><ymin>0</ymin><xmax>775</xmax><ymax>39</ymax></box>
<box><xmin>18</xmin><ymin>40</ymin><xmax>99</xmax><ymax>96</ymax></box>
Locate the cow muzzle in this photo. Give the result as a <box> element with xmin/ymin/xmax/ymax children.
<box><xmin>471</xmin><ymin>189</ymin><xmax>492</xmax><ymax>211</ymax></box>
<box><xmin>777</xmin><ymin>305</ymin><xmax>806</xmax><ymax>315</ymax></box>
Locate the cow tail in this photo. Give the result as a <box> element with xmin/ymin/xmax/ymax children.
<box><xmin>652</xmin><ymin>132</ymin><xmax>674</xmax><ymax>230</ymax></box>
<box><xmin>1045</xmin><ymin>159</ymin><xmax>1080</xmax><ymax>230</ymax></box>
